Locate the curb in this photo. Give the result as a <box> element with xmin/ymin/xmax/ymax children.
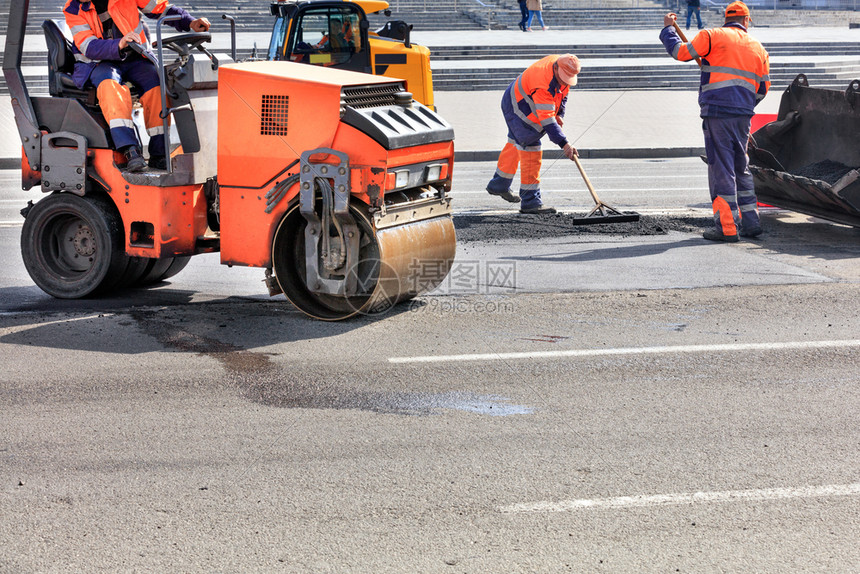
<box><xmin>0</xmin><ymin>147</ymin><xmax>705</xmax><ymax>171</ymax></box>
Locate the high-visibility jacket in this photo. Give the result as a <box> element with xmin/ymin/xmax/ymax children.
<box><xmin>503</xmin><ymin>55</ymin><xmax>569</xmax><ymax>148</ymax></box>
<box><xmin>316</xmin><ymin>20</ymin><xmax>355</xmax><ymax>50</ymax></box>
<box><xmin>63</xmin><ymin>0</ymin><xmax>193</xmax><ymax>89</ymax></box>
<box><xmin>660</xmin><ymin>22</ymin><xmax>769</xmax><ymax>117</ymax></box>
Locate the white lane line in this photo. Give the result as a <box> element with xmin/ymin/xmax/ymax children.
<box><xmin>388</xmin><ymin>339</ymin><xmax>860</xmax><ymax>364</ymax></box>
<box><xmin>453</xmin><ymin>174</ymin><xmax>704</xmax><ymax>182</ymax></box>
<box><xmin>0</xmin><ymin>313</ymin><xmax>114</xmax><ymax>333</ymax></box>
<box><xmin>449</xmin><ymin>187</ymin><xmax>707</xmax><ymax>196</ymax></box>
<box><xmin>500</xmin><ymin>483</ymin><xmax>860</xmax><ymax>513</ymax></box>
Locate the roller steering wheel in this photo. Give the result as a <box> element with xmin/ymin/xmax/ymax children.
<box><xmin>151</xmin><ymin>32</ymin><xmax>212</xmax><ymax>58</ymax></box>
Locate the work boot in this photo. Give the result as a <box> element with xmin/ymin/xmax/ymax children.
<box><xmin>520</xmin><ymin>205</ymin><xmax>557</xmax><ymax>215</ymax></box>
<box><xmin>739</xmin><ymin>225</ymin><xmax>763</xmax><ymax>238</ymax></box>
<box><xmin>702</xmin><ymin>228</ymin><xmax>739</xmax><ymax>242</ymax></box>
<box><xmin>123</xmin><ymin>147</ymin><xmax>146</xmax><ymax>173</ymax></box>
<box><xmin>486</xmin><ymin>186</ymin><xmax>521</xmax><ymax>203</ymax></box>
<box><xmin>148</xmin><ymin>154</ymin><xmax>168</xmax><ymax>171</ymax></box>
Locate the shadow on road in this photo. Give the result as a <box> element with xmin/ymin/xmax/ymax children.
<box><xmin>0</xmin><ymin>294</ymin><xmax>495</xmax><ymax>416</ymax></box>
<box><xmin>505</xmin><ymin>237</ymin><xmax>704</xmax><ymax>263</ymax></box>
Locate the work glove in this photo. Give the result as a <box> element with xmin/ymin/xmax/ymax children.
<box><xmin>563</xmin><ymin>143</ymin><xmax>578</xmax><ymax>160</ymax></box>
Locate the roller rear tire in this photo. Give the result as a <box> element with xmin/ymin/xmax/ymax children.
<box><xmin>135</xmin><ymin>256</ymin><xmax>192</xmax><ymax>286</ymax></box>
<box><xmin>160</xmin><ymin>256</ymin><xmax>191</xmax><ymax>280</ymax></box>
<box><xmin>20</xmin><ymin>193</ymin><xmax>128</xmax><ymax>299</ymax></box>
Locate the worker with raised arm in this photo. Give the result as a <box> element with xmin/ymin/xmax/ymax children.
<box><xmin>486</xmin><ymin>54</ymin><xmax>580</xmax><ymax>214</ymax></box>
<box><xmin>660</xmin><ymin>1</ymin><xmax>770</xmax><ymax>241</ymax></box>
<box><xmin>63</xmin><ymin>0</ymin><xmax>210</xmax><ymax>172</ymax></box>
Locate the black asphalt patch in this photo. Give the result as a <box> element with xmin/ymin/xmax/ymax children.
<box><xmin>453</xmin><ymin>213</ymin><xmax>713</xmax><ymax>243</ymax></box>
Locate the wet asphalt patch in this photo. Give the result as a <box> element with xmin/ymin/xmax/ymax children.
<box><xmin>129</xmin><ymin>308</ymin><xmax>531</xmax><ymax>416</ymax></box>
<box><xmin>453</xmin><ymin>213</ymin><xmax>713</xmax><ymax>243</ymax></box>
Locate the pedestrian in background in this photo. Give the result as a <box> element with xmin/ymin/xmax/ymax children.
<box><xmin>660</xmin><ymin>1</ymin><xmax>770</xmax><ymax>241</ymax></box>
<box><xmin>525</xmin><ymin>0</ymin><xmax>547</xmax><ymax>31</ymax></box>
<box><xmin>486</xmin><ymin>54</ymin><xmax>580</xmax><ymax>214</ymax></box>
<box><xmin>517</xmin><ymin>0</ymin><xmax>529</xmax><ymax>32</ymax></box>
<box><xmin>686</xmin><ymin>0</ymin><xmax>703</xmax><ymax>30</ymax></box>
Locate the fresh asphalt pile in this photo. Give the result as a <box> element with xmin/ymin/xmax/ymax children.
<box><xmin>452</xmin><ymin>213</ymin><xmax>713</xmax><ymax>242</ymax></box>
<box><xmin>793</xmin><ymin>160</ymin><xmax>856</xmax><ymax>185</ymax></box>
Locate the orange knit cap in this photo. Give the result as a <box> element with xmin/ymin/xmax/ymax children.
<box><xmin>556</xmin><ymin>54</ymin><xmax>580</xmax><ymax>86</ymax></box>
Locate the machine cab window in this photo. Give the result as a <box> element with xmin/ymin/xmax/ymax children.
<box><xmin>277</xmin><ymin>7</ymin><xmax>364</xmax><ymax>70</ymax></box>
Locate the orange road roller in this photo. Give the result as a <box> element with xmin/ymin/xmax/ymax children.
<box><xmin>5</xmin><ymin>2</ymin><xmax>456</xmax><ymax>320</ymax></box>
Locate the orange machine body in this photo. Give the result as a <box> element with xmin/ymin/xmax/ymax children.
<box><xmin>216</xmin><ymin>61</ymin><xmax>453</xmax><ymax>268</ymax></box>
<box><xmin>88</xmin><ymin>149</ymin><xmax>209</xmax><ymax>258</ymax></box>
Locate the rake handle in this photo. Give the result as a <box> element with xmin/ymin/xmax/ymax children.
<box><xmin>572</xmin><ymin>154</ymin><xmax>602</xmax><ymax>206</ymax></box>
<box><xmin>672</xmin><ymin>20</ymin><xmax>702</xmax><ymax>67</ymax></box>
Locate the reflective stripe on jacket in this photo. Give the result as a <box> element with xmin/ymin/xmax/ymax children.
<box><xmin>504</xmin><ymin>55</ymin><xmax>569</xmax><ymax>148</ymax></box>
<box><xmin>660</xmin><ymin>22</ymin><xmax>769</xmax><ymax>117</ymax></box>
<box><xmin>64</xmin><ymin>0</ymin><xmax>193</xmax><ymax>88</ymax></box>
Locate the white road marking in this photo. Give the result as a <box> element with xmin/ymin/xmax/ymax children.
<box><xmin>452</xmin><ymin>207</ymin><xmax>710</xmax><ymax>217</ymax></box>
<box><xmin>453</xmin><ymin>173</ymin><xmax>703</xmax><ymax>181</ymax></box>
<box><xmin>0</xmin><ymin>313</ymin><xmax>114</xmax><ymax>334</ymax></box>
<box><xmin>449</xmin><ymin>187</ymin><xmax>707</xmax><ymax>196</ymax></box>
<box><xmin>500</xmin><ymin>483</ymin><xmax>860</xmax><ymax>513</ymax></box>
<box><xmin>389</xmin><ymin>339</ymin><xmax>860</xmax><ymax>364</ymax></box>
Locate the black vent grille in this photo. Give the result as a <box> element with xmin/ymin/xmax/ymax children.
<box><xmin>341</xmin><ymin>83</ymin><xmax>405</xmax><ymax>109</ymax></box>
<box><xmin>261</xmin><ymin>94</ymin><xmax>289</xmax><ymax>136</ymax></box>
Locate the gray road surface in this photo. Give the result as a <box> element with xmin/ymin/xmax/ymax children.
<box><xmin>2</xmin><ymin>159</ymin><xmax>860</xmax><ymax>571</ymax></box>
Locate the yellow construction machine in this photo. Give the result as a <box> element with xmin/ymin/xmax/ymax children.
<box><xmin>266</xmin><ymin>0</ymin><xmax>435</xmax><ymax>108</ymax></box>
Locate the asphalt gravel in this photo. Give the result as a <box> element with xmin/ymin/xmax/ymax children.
<box><xmin>453</xmin><ymin>213</ymin><xmax>713</xmax><ymax>242</ymax></box>
<box><xmin>793</xmin><ymin>159</ymin><xmax>856</xmax><ymax>185</ymax></box>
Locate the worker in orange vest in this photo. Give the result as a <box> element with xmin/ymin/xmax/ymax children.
<box><xmin>64</xmin><ymin>0</ymin><xmax>210</xmax><ymax>172</ymax></box>
<box><xmin>486</xmin><ymin>54</ymin><xmax>580</xmax><ymax>214</ymax></box>
<box><xmin>660</xmin><ymin>1</ymin><xmax>770</xmax><ymax>241</ymax></box>
<box><xmin>314</xmin><ymin>17</ymin><xmax>355</xmax><ymax>51</ymax></box>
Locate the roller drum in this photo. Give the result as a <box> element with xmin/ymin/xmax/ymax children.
<box><xmin>273</xmin><ymin>201</ymin><xmax>455</xmax><ymax>320</ymax></box>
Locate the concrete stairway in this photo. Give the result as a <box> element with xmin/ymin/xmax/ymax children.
<box><xmin>428</xmin><ymin>42</ymin><xmax>860</xmax><ymax>60</ymax></box>
<box><xmin>5</xmin><ymin>0</ymin><xmax>859</xmax><ymax>34</ymax></box>
<box><xmin>480</xmin><ymin>5</ymin><xmax>860</xmax><ymax>30</ymax></box>
<box><xmin>426</xmin><ymin>41</ymin><xmax>860</xmax><ymax>91</ymax></box>
<box><xmin>431</xmin><ymin>59</ymin><xmax>860</xmax><ymax>91</ymax></box>
<box><xmin>8</xmin><ymin>43</ymin><xmax>860</xmax><ymax>95</ymax></box>
<box><xmin>4</xmin><ymin>1</ymin><xmax>860</xmax><ymax>94</ymax></box>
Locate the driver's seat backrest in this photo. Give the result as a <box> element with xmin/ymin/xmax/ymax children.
<box><xmin>43</xmin><ymin>18</ymin><xmax>97</xmax><ymax>105</ymax></box>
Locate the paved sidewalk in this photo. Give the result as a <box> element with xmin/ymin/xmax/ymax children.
<box><xmin>5</xmin><ymin>25</ymin><xmax>858</xmax><ymax>166</ymax></box>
